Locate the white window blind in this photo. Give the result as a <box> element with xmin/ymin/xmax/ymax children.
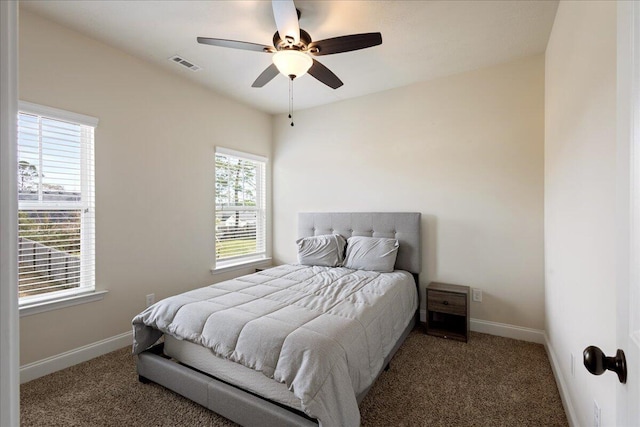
<box><xmin>17</xmin><ymin>103</ymin><xmax>96</xmax><ymax>303</ymax></box>
<box><xmin>215</xmin><ymin>147</ymin><xmax>267</xmax><ymax>267</ymax></box>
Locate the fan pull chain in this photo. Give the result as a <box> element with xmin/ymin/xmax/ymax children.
<box><xmin>288</xmin><ymin>75</ymin><xmax>294</xmax><ymax>127</ymax></box>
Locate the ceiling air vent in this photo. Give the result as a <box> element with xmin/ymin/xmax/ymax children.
<box><xmin>169</xmin><ymin>55</ymin><xmax>202</xmax><ymax>72</ymax></box>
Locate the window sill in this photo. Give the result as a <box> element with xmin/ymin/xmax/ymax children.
<box><xmin>19</xmin><ymin>290</ymin><xmax>108</xmax><ymax>317</ymax></box>
<box><xmin>211</xmin><ymin>257</ymin><xmax>272</xmax><ymax>275</ymax></box>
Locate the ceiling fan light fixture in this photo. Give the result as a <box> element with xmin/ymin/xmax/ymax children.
<box><xmin>272</xmin><ymin>50</ymin><xmax>313</xmax><ymax>79</ymax></box>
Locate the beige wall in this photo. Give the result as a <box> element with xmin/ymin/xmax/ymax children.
<box><xmin>273</xmin><ymin>55</ymin><xmax>545</xmax><ymax>330</ymax></box>
<box><xmin>544</xmin><ymin>1</ymin><xmax>617</xmax><ymax>426</ymax></box>
<box><xmin>18</xmin><ymin>9</ymin><xmax>272</xmax><ymax>365</ymax></box>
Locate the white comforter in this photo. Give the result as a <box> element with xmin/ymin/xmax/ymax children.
<box><xmin>132</xmin><ymin>264</ymin><xmax>417</xmax><ymax>427</ymax></box>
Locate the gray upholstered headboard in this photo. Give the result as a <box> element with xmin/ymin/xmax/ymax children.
<box><xmin>298</xmin><ymin>212</ymin><xmax>422</xmax><ymax>274</ymax></box>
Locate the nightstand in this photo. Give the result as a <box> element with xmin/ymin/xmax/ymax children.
<box><xmin>426</xmin><ymin>282</ymin><xmax>470</xmax><ymax>342</ymax></box>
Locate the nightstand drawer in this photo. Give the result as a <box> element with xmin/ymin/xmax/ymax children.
<box><xmin>427</xmin><ymin>290</ymin><xmax>466</xmax><ymax>316</ymax></box>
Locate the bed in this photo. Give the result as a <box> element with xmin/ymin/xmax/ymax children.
<box><xmin>133</xmin><ymin>212</ymin><xmax>421</xmax><ymax>427</ymax></box>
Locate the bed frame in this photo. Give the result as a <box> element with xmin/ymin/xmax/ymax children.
<box><xmin>137</xmin><ymin>212</ymin><xmax>422</xmax><ymax>427</ymax></box>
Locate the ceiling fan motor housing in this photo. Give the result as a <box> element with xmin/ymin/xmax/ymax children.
<box><xmin>273</xmin><ymin>29</ymin><xmax>315</xmax><ymax>53</ymax></box>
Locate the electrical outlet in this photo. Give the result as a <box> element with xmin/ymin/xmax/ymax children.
<box><xmin>472</xmin><ymin>288</ymin><xmax>482</xmax><ymax>302</ymax></box>
<box><xmin>571</xmin><ymin>353</ymin><xmax>575</xmax><ymax>377</ymax></box>
<box><xmin>593</xmin><ymin>400</ymin><xmax>601</xmax><ymax>427</ymax></box>
<box><xmin>571</xmin><ymin>353</ymin><xmax>576</xmax><ymax>376</ymax></box>
<box><xmin>146</xmin><ymin>293</ymin><xmax>155</xmax><ymax>307</ymax></box>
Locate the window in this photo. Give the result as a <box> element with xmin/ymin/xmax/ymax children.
<box><xmin>214</xmin><ymin>147</ymin><xmax>267</xmax><ymax>269</ymax></box>
<box><xmin>17</xmin><ymin>102</ymin><xmax>97</xmax><ymax>304</ymax></box>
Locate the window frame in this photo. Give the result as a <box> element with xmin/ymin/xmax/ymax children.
<box><xmin>17</xmin><ymin>101</ymin><xmax>103</xmax><ymax>314</ymax></box>
<box><xmin>213</xmin><ymin>146</ymin><xmax>269</xmax><ymax>272</ymax></box>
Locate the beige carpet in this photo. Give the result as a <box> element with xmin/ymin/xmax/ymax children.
<box><xmin>21</xmin><ymin>329</ymin><xmax>568</xmax><ymax>426</ymax></box>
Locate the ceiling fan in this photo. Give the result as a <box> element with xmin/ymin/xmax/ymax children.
<box><xmin>197</xmin><ymin>0</ymin><xmax>382</xmax><ymax>89</ymax></box>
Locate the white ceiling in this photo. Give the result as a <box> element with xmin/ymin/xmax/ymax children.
<box><xmin>21</xmin><ymin>0</ymin><xmax>559</xmax><ymax>115</ymax></box>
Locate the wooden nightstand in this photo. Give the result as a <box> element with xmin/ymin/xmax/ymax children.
<box><xmin>426</xmin><ymin>282</ymin><xmax>470</xmax><ymax>342</ymax></box>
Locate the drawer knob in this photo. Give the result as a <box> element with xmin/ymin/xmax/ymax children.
<box><xmin>443</xmin><ymin>300</ymin><xmax>449</xmax><ymax>305</ymax></box>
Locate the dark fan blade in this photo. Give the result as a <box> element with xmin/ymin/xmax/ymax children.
<box><xmin>197</xmin><ymin>37</ymin><xmax>275</xmax><ymax>53</ymax></box>
<box><xmin>252</xmin><ymin>64</ymin><xmax>280</xmax><ymax>88</ymax></box>
<box><xmin>307</xmin><ymin>59</ymin><xmax>343</xmax><ymax>89</ymax></box>
<box><xmin>308</xmin><ymin>33</ymin><xmax>382</xmax><ymax>56</ymax></box>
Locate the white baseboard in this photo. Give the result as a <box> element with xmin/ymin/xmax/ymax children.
<box><xmin>469</xmin><ymin>318</ymin><xmax>546</xmax><ymax>344</ymax></box>
<box><xmin>20</xmin><ymin>330</ymin><xmax>132</xmax><ymax>384</ymax></box>
<box><xmin>419</xmin><ymin>310</ymin><xmax>545</xmax><ymax>344</ymax></box>
<box><xmin>544</xmin><ymin>334</ymin><xmax>578</xmax><ymax>427</ymax></box>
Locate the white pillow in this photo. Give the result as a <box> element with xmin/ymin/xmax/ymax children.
<box><xmin>296</xmin><ymin>234</ymin><xmax>346</xmax><ymax>267</ymax></box>
<box><xmin>343</xmin><ymin>236</ymin><xmax>399</xmax><ymax>272</ymax></box>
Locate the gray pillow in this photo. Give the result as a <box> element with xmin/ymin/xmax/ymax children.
<box><xmin>296</xmin><ymin>234</ymin><xmax>347</xmax><ymax>267</ymax></box>
<box><xmin>343</xmin><ymin>236</ymin><xmax>399</xmax><ymax>272</ymax></box>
